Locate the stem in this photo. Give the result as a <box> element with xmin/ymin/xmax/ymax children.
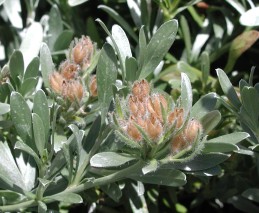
<box><xmin>0</xmin><ymin>200</ymin><xmax>36</xmax><ymax>212</ymax></box>
<box><xmin>0</xmin><ymin>161</ymin><xmax>144</xmax><ymax>212</ymax></box>
<box><xmin>47</xmin><ymin>160</ymin><xmax>144</xmax><ymax>198</ymax></box>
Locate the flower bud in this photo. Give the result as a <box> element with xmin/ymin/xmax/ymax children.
<box><xmin>171</xmin><ymin>133</ymin><xmax>186</xmax><ymax>154</ymax></box>
<box><xmin>65</xmin><ymin>81</ymin><xmax>84</xmax><ymax>102</ymax></box>
<box><xmin>59</xmin><ymin>60</ymin><xmax>79</xmax><ymax>80</ymax></box>
<box><xmin>132</xmin><ymin>79</ymin><xmax>150</xmax><ymax>101</ymax></box>
<box><xmin>147</xmin><ymin>94</ymin><xmax>168</xmax><ymax>121</ymax></box>
<box><xmin>71</xmin><ymin>36</ymin><xmax>94</xmax><ymax>70</ymax></box>
<box><xmin>128</xmin><ymin>95</ymin><xmax>146</xmax><ymax>117</ymax></box>
<box><xmin>171</xmin><ymin>119</ymin><xmax>202</xmax><ymax>154</ymax></box>
<box><xmin>145</xmin><ymin>115</ymin><xmax>163</xmax><ymax>140</ymax></box>
<box><xmin>168</xmin><ymin>108</ymin><xmax>184</xmax><ymax>128</ymax></box>
<box><xmin>183</xmin><ymin>119</ymin><xmax>202</xmax><ymax>144</ymax></box>
<box><xmin>126</xmin><ymin>119</ymin><xmax>142</xmax><ymax>142</ymax></box>
<box><xmin>49</xmin><ymin>72</ymin><xmax>65</xmax><ymax>95</ymax></box>
<box><xmin>89</xmin><ymin>75</ymin><xmax>98</xmax><ymax>97</ymax></box>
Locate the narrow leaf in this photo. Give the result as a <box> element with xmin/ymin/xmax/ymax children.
<box><xmin>32</xmin><ymin>113</ymin><xmax>46</xmax><ymax>157</ymax></box>
<box><xmin>40</xmin><ymin>43</ymin><xmax>53</xmax><ymax>88</ymax></box>
<box><xmin>33</xmin><ymin>90</ymin><xmax>50</xmax><ymax>139</ymax></box>
<box><xmin>97</xmin><ymin>43</ymin><xmax>117</xmax><ymax>124</ymax></box>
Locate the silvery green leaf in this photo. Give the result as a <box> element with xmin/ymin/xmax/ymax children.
<box><xmin>48</xmin><ymin>5</ymin><xmax>63</xmax><ymax>51</ymax></box>
<box><xmin>97</xmin><ymin>43</ymin><xmax>117</xmax><ymax>124</ymax></box>
<box><xmin>40</xmin><ymin>43</ymin><xmax>53</xmax><ymax>88</ymax></box>
<box><xmin>101</xmin><ymin>183</ymin><xmax>122</xmax><ymax>202</ymax></box>
<box><xmin>20</xmin><ymin>22</ymin><xmax>43</xmax><ymax>68</ymax></box>
<box><xmin>181</xmin><ymin>73</ymin><xmax>192</xmax><ymax>119</ymax></box>
<box><xmin>112</xmin><ymin>25</ymin><xmax>132</xmax><ymax>72</ymax></box>
<box><xmin>47</xmin><ymin>193</ymin><xmax>83</xmax><ymax>203</ymax></box>
<box><xmin>139</xmin><ymin>19</ymin><xmax>178</xmax><ymax>78</ymax></box>
<box><xmin>90</xmin><ymin>152</ymin><xmax>136</xmax><ymax>168</ymax></box>
<box><xmin>10</xmin><ymin>92</ymin><xmax>34</xmax><ymax>150</ymax></box>
<box><xmin>0</xmin><ymin>141</ymin><xmax>26</xmax><ymax>191</ymax></box>
<box><xmin>68</xmin><ymin>0</ymin><xmax>89</xmax><ymax>6</ymax></box>
<box><xmin>33</xmin><ymin>90</ymin><xmax>50</xmax><ymax>139</ymax></box>
<box><xmin>3</xmin><ymin>0</ymin><xmax>22</xmax><ymax>28</ymax></box>
<box><xmin>32</xmin><ymin>113</ymin><xmax>46</xmax><ymax>157</ymax></box>
<box><xmin>190</xmin><ymin>93</ymin><xmax>217</xmax><ymax>120</ymax></box>
<box><xmin>0</xmin><ymin>103</ymin><xmax>10</xmax><ymax>115</ymax></box>
<box><xmin>208</xmin><ymin>132</ymin><xmax>249</xmax><ymax>144</ymax></box>
<box><xmin>15</xmin><ymin>151</ymin><xmax>36</xmax><ymax>191</ymax></box>
<box><xmin>9</xmin><ymin>50</ymin><xmax>24</xmax><ymax>80</ymax></box>
<box><xmin>131</xmin><ymin>168</ymin><xmax>186</xmax><ymax>187</ymax></box>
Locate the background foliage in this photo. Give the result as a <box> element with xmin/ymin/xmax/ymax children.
<box><xmin>0</xmin><ymin>0</ymin><xmax>259</xmax><ymax>212</ymax></box>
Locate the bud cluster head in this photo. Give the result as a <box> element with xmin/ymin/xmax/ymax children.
<box><xmin>49</xmin><ymin>35</ymin><xmax>97</xmax><ymax>103</ymax></box>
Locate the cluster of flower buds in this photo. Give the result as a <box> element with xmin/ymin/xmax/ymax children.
<box><xmin>114</xmin><ymin>79</ymin><xmax>203</xmax><ymax>158</ymax></box>
<box><xmin>49</xmin><ymin>36</ymin><xmax>96</xmax><ymax>102</ymax></box>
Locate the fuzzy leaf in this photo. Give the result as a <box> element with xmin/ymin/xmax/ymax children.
<box><xmin>163</xmin><ymin>153</ymin><xmax>230</xmax><ymax>171</ymax></box>
<box><xmin>40</xmin><ymin>43</ymin><xmax>53</xmax><ymax>88</ymax></box>
<box><xmin>203</xmin><ymin>142</ymin><xmax>239</xmax><ymax>153</ymax></box>
<box><xmin>32</xmin><ymin>113</ymin><xmax>46</xmax><ymax>157</ymax></box>
<box><xmin>0</xmin><ymin>103</ymin><xmax>10</xmax><ymax>115</ymax></box>
<box><xmin>101</xmin><ymin>183</ymin><xmax>122</xmax><ymax>202</ymax></box>
<box><xmin>90</xmin><ymin>152</ymin><xmax>136</xmax><ymax>168</ymax></box>
<box><xmin>112</xmin><ymin>25</ymin><xmax>132</xmax><ymax>72</ymax></box>
<box><xmin>190</xmin><ymin>93</ymin><xmax>217</xmax><ymax>120</ymax></box>
<box><xmin>33</xmin><ymin>90</ymin><xmax>50</xmax><ymax>139</ymax></box>
<box><xmin>47</xmin><ymin>193</ymin><xmax>83</xmax><ymax>204</ymax></box>
<box><xmin>10</xmin><ymin>92</ymin><xmax>34</xmax><ymax>149</ymax></box>
<box><xmin>181</xmin><ymin>73</ymin><xmax>192</xmax><ymax>118</ymax></box>
<box><xmin>208</xmin><ymin>132</ymin><xmax>250</xmax><ymax>144</ymax></box>
<box><xmin>0</xmin><ymin>141</ymin><xmax>26</xmax><ymax>191</ymax></box>
<box><xmin>139</xmin><ymin>19</ymin><xmax>178</xmax><ymax>78</ymax></box>
<box><xmin>216</xmin><ymin>68</ymin><xmax>241</xmax><ymax>109</ymax></box>
<box><xmin>131</xmin><ymin>168</ymin><xmax>186</xmax><ymax>187</ymax></box>
<box><xmin>200</xmin><ymin>110</ymin><xmax>221</xmax><ymax>134</ymax></box>
<box><xmin>24</xmin><ymin>57</ymin><xmax>40</xmax><ymax>80</ymax></box>
<box><xmin>48</xmin><ymin>5</ymin><xmax>63</xmax><ymax>50</ymax></box>
<box><xmin>97</xmin><ymin>43</ymin><xmax>117</xmax><ymax>124</ymax></box>
<box><xmin>20</xmin><ymin>22</ymin><xmax>43</xmax><ymax>68</ymax></box>
<box><xmin>9</xmin><ymin>50</ymin><xmax>24</xmax><ymax>80</ymax></box>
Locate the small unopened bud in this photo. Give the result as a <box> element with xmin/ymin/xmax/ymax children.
<box><xmin>128</xmin><ymin>95</ymin><xmax>146</xmax><ymax>117</ymax></box>
<box><xmin>126</xmin><ymin>119</ymin><xmax>142</xmax><ymax>142</ymax></box>
<box><xmin>168</xmin><ymin>108</ymin><xmax>184</xmax><ymax>128</ymax></box>
<box><xmin>71</xmin><ymin>36</ymin><xmax>94</xmax><ymax>70</ymax></box>
<box><xmin>59</xmin><ymin>60</ymin><xmax>79</xmax><ymax>80</ymax></box>
<box><xmin>132</xmin><ymin>79</ymin><xmax>150</xmax><ymax>101</ymax></box>
<box><xmin>146</xmin><ymin>115</ymin><xmax>163</xmax><ymax>140</ymax></box>
<box><xmin>89</xmin><ymin>75</ymin><xmax>98</xmax><ymax>97</ymax></box>
<box><xmin>67</xmin><ymin>81</ymin><xmax>84</xmax><ymax>102</ymax></box>
<box><xmin>171</xmin><ymin>119</ymin><xmax>202</xmax><ymax>154</ymax></box>
<box><xmin>147</xmin><ymin>94</ymin><xmax>168</xmax><ymax>121</ymax></box>
<box><xmin>171</xmin><ymin>133</ymin><xmax>186</xmax><ymax>154</ymax></box>
<box><xmin>183</xmin><ymin>119</ymin><xmax>202</xmax><ymax>144</ymax></box>
<box><xmin>49</xmin><ymin>72</ymin><xmax>65</xmax><ymax>94</ymax></box>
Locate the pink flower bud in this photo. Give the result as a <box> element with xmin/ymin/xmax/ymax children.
<box><xmin>132</xmin><ymin>79</ymin><xmax>150</xmax><ymax>101</ymax></box>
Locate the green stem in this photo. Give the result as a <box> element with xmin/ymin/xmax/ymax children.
<box><xmin>47</xmin><ymin>160</ymin><xmax>144</xmax><ymax>198</ymax></box>
<box><xmin>0</xmin><ymin>161</ymin><xmax>144</xmax><ymax>212</ymax></box>
<box><xmin>0</xmin><ymin>200</ymin><xmax>36</xmax><ymax>212</ymax></box>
